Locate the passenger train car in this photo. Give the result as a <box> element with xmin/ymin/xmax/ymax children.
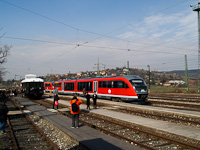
<box><xmin>44</xmin><ymin>81</ymin><xmax>54</xmax><ymax>92</ymax></box>
<box><xmin>45</xmin><ymin>75</ymin><xmax>148</xmax><ymax>102</ymax></box>
<box><xmin>21</xmin><ymin>74</ymin><xmax>44</xmax><ymax>98</ymax></box>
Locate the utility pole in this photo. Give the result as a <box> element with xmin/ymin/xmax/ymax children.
<box><xmin>185</xmin><ymin>55</ymin><xmax>189</xmax><ymax>93</ymax></box>
<box><xmin>147</xmin><ymin>65</ymin><xmax>150</xmax><ymax>93</ymax></box>
<box><xmin>127</xmin><ymin>61</ymin><xmax>130</xmax><ymax>75</ymax></box>
<box><xmin>68</xmin><ymin>71</ymin><xmax>71</xmax><ymax>79</ymax></box>
<box><xmin>97</xmin><ymin>57</ymin><xmax>100</xmax><ymax>76</ymax></box>
<box><xmin>191</xmin><ymin>2</ymin><xmax>200</xmax><ymax>94</ymax></box>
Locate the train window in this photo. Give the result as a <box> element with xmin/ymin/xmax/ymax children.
<box><xmin>54</xmin><ymin>83</ymin><xmax>61</xmax><ymax>87</ymax></box>
<box><xmin>99</xmin><ymin>81</ymin><xmax>102</xmax><ymax>88</ymax></box>
<box><xmin>99</xmin><ymin>81</ymin><xmax>127</xmax><ymax>88</ymax></box>
<box><xmin>113</xmin><ymin>81</ymin><xmax>129</xmax><ymax>88</ymax></box>
<box><xmin>78</xmin><ymin>82</ymin><xmax>92</xmax><ymax>92</ymax></box>
<box><xmin>45</xmin><ymin>83</ymin><xmax>51</xmax><ymax>87</ymax></box>
<box><xmin>99</xmin><ymin>81</ymin><xmax>112</xmax><ymax>88</ymax></box>
<box><xmin>28</xmin><ymin>82</ymin><xmax>44</xmax><ymax>88</ymax></box>
<box><xmin>107</xmin><ymin>81</ymin><xmax>112</xmax><ymax>88</ymax></box>
<box><xmin>102</xmin><ymin>81</ymin><xmax>106</xmax><ymax>87</ymax></box>
<box><xmin>65</xmin><ymin>83</ymin><xmax>74</xmax><ymax>90</ymax></box>
<box><xmin>130</xmin><ymin>80</ymin><xmax>145</xmax><ymax>86</ymax></box>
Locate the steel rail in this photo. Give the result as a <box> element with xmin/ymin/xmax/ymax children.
<box><xmin>149</xmin><ymin>96</ymin><xmax>200</xmax><ymax>102</ymax></box>
<box><xmin>36</xmin><ymin>99</ymin><xmax>200</xmax><ymax>150</ymax></box>
<box><xmin>10</xmin><ymin>99</ymin><xmax>60</xmax><ymax>150</ymax></box>
<box><xmin>81</xmin><ymin>113</ymin><xmax>200</xmax><ymax>150</ymax></box>
<box><xmin>36</xmin><ymin>100</ymin><xmax>155</xmax><ymax>149</ymax></box>
<box><xmin>7</xmin><ymin>116</ymin><xmax>19</xmax><ymax>149</ymax></box>
<box><xmin>148</xmin><ymin>99</ymin><xmax>200</xmax><ymax>108</ymax></box>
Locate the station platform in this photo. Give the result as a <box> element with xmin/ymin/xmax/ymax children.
<box><xmin>13</xmin><ymin>97</ymin><xmax>142</xmax><ymax>150</ymax></box>
<box><xmin>44</xmin><ymin>95</ymin><xmax>200</xmax><ymax>142</ymax></box>
<box><xmin>57</xmin><ymin>94</ymin><xmax>200</xmax><ymax>118</ymax></box>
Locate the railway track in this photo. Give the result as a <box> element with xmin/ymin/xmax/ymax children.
<box><xmin>2</xmin><ymin>99</ymin><xmax>57</xmax><ymax>150</ymax></box>
<box><xmin>30</xmin><ymin>98</ymin><xmax>200</xmax><ymax>150</ymax></box>
<box><xmin>44</xmin><ymin>94</ymin><xmax>200</xmax><ymax>128</ymax></box>
<box><xmin>148</xmin><ymin>93</ymin><xmax>200</xmax><ymax>111</ymax></box>
<box><xmin>11</xmin><ymin>98</ymin><xmax>82</xmax><ymax>150</ymax></box>
<box><xmin>149</xmin><ymin>93</ymin><xmax>200</xmax><ymax>102</ymax></box>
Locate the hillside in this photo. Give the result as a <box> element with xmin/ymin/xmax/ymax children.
<box><xmin>166</xmin><ymin>69</ymin><xmax>198</xmax><ymax>77</ymax></box>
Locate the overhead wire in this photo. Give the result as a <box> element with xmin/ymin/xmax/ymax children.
<box><xmin>0</xmin><ymin>0</ymin><xmax>192</xmax><ymax>54</ymax></box>
<box><xmin>1</xmin><ymin>0</ymin><xmax>197</xmax><ymax>73</ymax></box>
<box><xmin>3</xmin><ymin>36</ymin><xmax>197</xmax><ymax>56</ymax></box>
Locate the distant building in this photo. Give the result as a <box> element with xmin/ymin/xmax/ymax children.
<box><xmin>100</xmin><ymin>70</ymin><xmax>106</xmax><ymax>75</ymax></box>
<box><xmin>123</xmin><ymin>68</ymin><xmax>129</xmax><ymax>72</ymax></box>
<box><xmin>77</xmin><ymin>72</ymin><xmax>82</xmax><ymax>77</ymax></box>
<box><xmin>163</xmin><ymin>82</ymin><xmax>171</xmax><ymax>87</ymax></box>
<box><xmin>162</xmin><ymin>80</ymin><xmax>185</xmax><ymax>87</ymax></box>
<box><xmin>169</xmin><ymin>80</ymin><xmax>185</xmax><ymax>85</ymax></box>
<box><xmin>111</xmin><ymin>73</ymin><xmax>117</xmax><ymax>76</ymax></box>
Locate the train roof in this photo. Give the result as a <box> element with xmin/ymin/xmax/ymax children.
<box><xmin>123</xmin><ymin>75</ymin><xmax>143</xmax><ymax>80</ymax></box>
<box><xmin>77</xmin><ymin>75</ymin><xmax>144</xmax><ymax>81</ymax></box>
<box><xmin>50</xmin><ymin>75</ymin><xmax>144</xmax><ymax>83</ymax></box>
<box><xmin>21</xmin><ymin>74</ymin><xmax>44</xmax><ymax>83</ymax></box>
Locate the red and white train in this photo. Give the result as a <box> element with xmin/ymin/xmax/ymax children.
<box><xmin>44</xmin><ymin>75</ymin><xmax>148</xmax><ymax>102</ymax></box>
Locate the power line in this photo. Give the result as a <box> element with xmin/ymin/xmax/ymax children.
<box><xmin>2</xmin><ymin>0</ymin><xmax>196</xmax><ymax>74</ymax></box>
<box><xmin>3</xmin><ymin>36</ymin><xmax>74</xmax><ymax>46</ymax></box>
<box><xmin>101</xmin><ymin>0</ymin><xmax>189</xmax><ymax>36</ymax></box>
<box><xmin>1</xmin><ymin>0</ymin><xmax>191</xmax><ymax>52</ymax></box>
<box><xmin>3</xmin><ymin>36</ymin><xmax>197</xmax><ymax>56</ymax></box>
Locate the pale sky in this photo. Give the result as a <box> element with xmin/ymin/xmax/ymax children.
<box><xmin>0</xmin><ymin>0</ymin><xmax>199</xmax><ymax>80</ymax></box>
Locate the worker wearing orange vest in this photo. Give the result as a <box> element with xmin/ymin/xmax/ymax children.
<box><xmin>69</xmin><ymin>96</ymin><xmax>82</xmax><ymax>128</ymax></box>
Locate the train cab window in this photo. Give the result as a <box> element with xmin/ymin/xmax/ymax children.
<box><xmin>29</xmin><ymin>82</ymin><xmax>44</xmax><ymax>88</ymax></box>
<box><xmin>130</xmin><ymin>80</ymin><xmax>145</xmax><ymax>86</ymax></box>
<box><xmin>54</xmin><ymin>83</ymin><xmax>61</xmax><ymax>87</ymax></box>
<box><xmin>45</xmin><ymin>83</ymin><xmax>51</xmax><ymax>87</ymax></box>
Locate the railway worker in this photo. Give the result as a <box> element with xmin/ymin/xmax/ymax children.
<box><xmin>85</xmin><ymin>92</ymin><xmax>91</xmax><ymax>110</ymax></box>
<box><xmin>53</xmin><ymin>93</ymin><xmax>59</xmax><ymax>109</ymax></box>
<box><xmin>69</xmin><ymin>96</ymin><xmax>82</xmax><ymax>128</ymax></box>
<box><xmin>92</xmin><ymin>91</ymin><xmax>97</xmax><ymax>109</ymax></box>
<box><xmin>0</xmin><ymin>102</ymin><xmax>9</xmax><ymax>134</ymax></box>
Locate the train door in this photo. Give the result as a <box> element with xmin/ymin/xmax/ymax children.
<box><xmin>62</xmin><ymin>82</ymin><xmax>64</xmax><ymax>93</ymax></box>
<box><xmin>93</xmin><ymin>81</ymin><xmax>98</xmax><ymax>93</ymax></box>
<box><xmin>75</xmin><ymin>80</ymin><xmax>77</xmax><ymax>94</ymax></box>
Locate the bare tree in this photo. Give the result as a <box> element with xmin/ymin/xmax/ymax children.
<box><xmin>0</xmin><ymin>45</ymin><xmax>11</xmax><ymax>64</ymax></box>
<box><xmin>0</xmin><ymin>45</ymin><xmax>11</xmax><ymax>82</ymax></box>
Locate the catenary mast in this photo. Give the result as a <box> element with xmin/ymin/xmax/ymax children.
<box><xmin>191</xmin><ymin>2</ymin><xmax>200</xmax><ymax>94</ymax></box>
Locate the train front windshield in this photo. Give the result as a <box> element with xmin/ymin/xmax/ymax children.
<box><xmin>130</xmin><ymin>79</ymin><xmax>146</xmax><ymax>86</ymax></box>
<box><xmin>29</xmin><ymin>82</ymin><xmax>44</xmax><ymax>89</ymax></box>
<box><xmin>129</xmin><ymin>79</ymin><xmax>148</xmax><ymax>93</ymax></box>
